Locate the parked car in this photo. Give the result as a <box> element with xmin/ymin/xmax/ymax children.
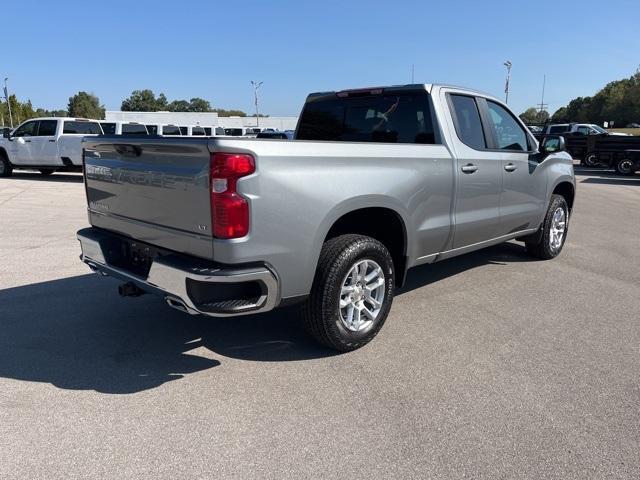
<box><xmin>540</xmin><ymin>123</ymin><xmax>630</xmax><ymax>136</ymax></box>
<box><xmin>0</xmin><ymin>117</ymin><xmax>103</xmax><ymax>176</ymax></box>
<box><xmin>77</xmin><ymin>83</ymin><xmax>575</xmax><ymax>351</ymax></box>
<box><xmin>625</xmin><ymin>123</ymin><xmax>640</xmax><ymax>128</ymax></box>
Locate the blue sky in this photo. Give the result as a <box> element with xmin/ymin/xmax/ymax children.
<box><xmin>4</xmin><ymin>0</ymin><xmax>639</xmax><ymax>116</ymax></box>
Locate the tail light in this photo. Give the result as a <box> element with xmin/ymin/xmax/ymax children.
<box><xmin>210</xmin><ymin>152</ymin><xmax>255</xmax><ymax>239</ymax></box>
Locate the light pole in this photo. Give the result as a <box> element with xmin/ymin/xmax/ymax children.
<box><xmin>3</xmin><ymin>77</ymin><xmax>14</xmax><ymax>128</ymax></box>
<box><xmin>503</xmin><ymin>61</ymin><xmax>512</xmax><ymax>104</ymax></box>
<box><xmin>251</xmin><ymin>80</ymin><xmax>263</xmax><ymax>128</ymax></box>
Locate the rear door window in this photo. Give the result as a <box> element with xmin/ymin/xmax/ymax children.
<box><xmin>449</xmin><ymin>94</ymin><xmax>486</xmax><ymax>149</ymax></box>
<box><xmin>63</xmin><ymin>121</ymin><xmax>102</xmax><ymax>134</ymax></box>
<box><xmin>486</xmin><ymin>101</ymin><xmax>529</xmax><ymax>151</ymax></box>
<box><xmin>297</xmin><ymin>91</ymin><xmax>438</xmax><ymax>144</ymax></box>
<box><xmin>549</xmin><ymin>125</ymin><xmax>569</xmax><ymax>134</ymax></box>
<box><xmin>37</xmin><ymin>120</ymin><xmax>58</xmax><ymax>136</ymax></box>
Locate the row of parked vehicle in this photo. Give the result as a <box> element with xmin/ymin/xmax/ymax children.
<box><xmin>528</xmin><ymin>122</ymin><xmax>640</xmax><ymax>176</ymax></box>
<box><xmin>0</xmin><ymin>117</ymin><xmax>294</xmax><ymax>177</ymax></box>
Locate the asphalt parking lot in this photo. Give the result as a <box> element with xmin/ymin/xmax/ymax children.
<box><xmin>0</xmin><ymin>166</ymin><xmax>638</xmax><ymax>479</ymax></box>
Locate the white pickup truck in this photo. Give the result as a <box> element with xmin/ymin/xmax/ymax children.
<box><xmin>0</xmin><ymin>117</ymin><xmax>103</xmax><ymax>176</ymax></box>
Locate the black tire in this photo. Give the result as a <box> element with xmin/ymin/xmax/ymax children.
<box><xmin>303</xmin><ymin>234</ymin><xmax>395</xmax><ymax>352</ymax></box>
<box><xmin>526</xmin><ymin>194</ymin><xmax>569</xmax><ymax>260</ymax></box>
<box><xmin>39</xmin><ymin>168</ymin><xmax>55</xmax><ymax>176</ymax></box>
<box><xmin>615</xmin><ymin>158</ymin><xmax>634</xmax><ymax>176</ymax></box>
<box><xmin>583</xmin><ymin>152</ymin><xmax>599</xmax><ymax>168</ymax></box>
<box><xmin>0</xmin><ymin>152</ymin><xmax>13</xmax><ymax>177</ymax></box>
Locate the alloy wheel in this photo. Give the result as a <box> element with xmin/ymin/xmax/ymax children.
<box><xmin>339</xmin><ymin>259</ymin><xmax>385</xmax><ymax>332</ymax></box>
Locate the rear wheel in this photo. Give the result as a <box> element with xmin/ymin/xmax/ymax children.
<box><xmin>0</xmin><ymin>153</ymin><xmax>12</xmax><ymax>177</ymax></box>
<box><xmin>615</xmin><ymin>158</ymin><xmax>634</xmax><ymax>176</ymax></box>
<box><xmin>303</xmin><ymin>234</ymin><xmax>395</xmax><ymax>352</ymax></box>
<box><xmin>39</xmin><ymin>168</ymin><xmax>55</xmax><ymax>176</ymax></box>
<box><xmin>526</xmin><ymin>194</ymin><xmax>569</xmax><ymax>260</ymax></box>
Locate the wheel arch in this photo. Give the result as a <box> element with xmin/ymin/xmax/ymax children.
<box><xmin>317</xmin><ymin>200</ymin><xmax>410</xmax><ymax>287</ymax></box>
<box><xmin>552</xmin><ymin>181</ymin><xmax>575</xmax><ymax>212</ymax></box>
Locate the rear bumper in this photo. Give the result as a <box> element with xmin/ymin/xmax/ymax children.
<box><xmin>77</xmin><ymin>227</ymin><xmax>279</xmax><ymax>317</ymax></box>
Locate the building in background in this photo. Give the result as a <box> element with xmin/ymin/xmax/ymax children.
<box><xmin>105</xmin><ymin>111</ymin><xmax>298</xmax><ymax>131</ymax></box>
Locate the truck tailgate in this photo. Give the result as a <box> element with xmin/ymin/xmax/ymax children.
<box><xmin>82</xmin><ymin>136</ymin><xmax>214</xmax><ymax>259</ymax></box>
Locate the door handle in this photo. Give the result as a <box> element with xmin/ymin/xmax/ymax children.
<box><xmin>504</xmin><ymin>163</ymin><xmax>518</xmax><ymax>172</ymax></box>
<box><xmin>461</xmin><ymin>164</ymin><xmax>478</xmax><ymax>174</ymax></box>
<box><xmin>48</xmin><ymin>139</ymin><xmax>56</xmax><ymax>142</ymax></box>
<box><xmin>24</xmin><ymin>139</ymin><xmax>31</xmax><ymax>143</ymax></box>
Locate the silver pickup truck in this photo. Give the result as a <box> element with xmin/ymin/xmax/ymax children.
<box><xmin>78</xmin><ymin>84</ymin><xmax>575</xmax><ymax>351</ymax></box>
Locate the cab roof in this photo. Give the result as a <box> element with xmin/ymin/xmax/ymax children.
<box><xmin>306</xmin><ymin>83</ymin><xmax>498</xmax><ymax>103</ymax></box>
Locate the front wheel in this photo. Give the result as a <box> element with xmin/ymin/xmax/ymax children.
<box><xmin>526</xmin><ymin>194</ymin><xmax>569</xmax><ymax>260</ymax></box>
<box><xmin>0</xmin><ymin>154</ymin><xmax>13</xmax><ymax>177</ymax></box>
<box><xmin>303</xmin><ymin>234</ymin><xmax>395</xmax><ymax>352</ymax></box>
<box><xmin>583</xmin><ymin>152</ymin><xmax>600</xmax><ymax>168</ymax></box>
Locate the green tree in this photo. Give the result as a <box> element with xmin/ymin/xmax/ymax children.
<box><xmin>0</xmin><ymin>94</ymin><xmax>37</xmax><ymax>125</ymax></box>
<box><xmin>67</xmin><ymin>91</ymin><xmax>105</xmax><ymax>119</ymax></box>
<box><xmin>35</xmin><ymin>108</ymin><xmax>68</xmax><ymax>117</ymax></box>
<box><xmin>519</xmin><ymin>108</ymin><xmax>539</xmax><ymax>124</ymax></box>
<box><xmin>212</xmin><ymin>108</ymin><xmax>247</xmax><ymax>117</ymax></box>
<box><xmin>167</xmin><ymin>97</ymin><xmax>212</xmax><ymax>112</ymax></box>
<box><xmin>519</xmin><ymin>107</ymin><xmax>549</xmax><ymax>124</ymax></box>
<box><xmin>167</xmin><ymin>100</ymin><xmax>190</xmax><ymax>112</ymax></box>
<box><xmin>121</xmin><ymin>89</ymin><xmax>168</xmax><ymax>111</ymax></box>
<box><xmin>188</xmin><ymin>97</ymin><xmax>212</xmax><ymax>112</ymax></box>
<box><xmin>550</xmin><ymin>106</ymin><xmax>569</xmax><ymax>123</ymax></box>
<box><xmin>551</xmin><ymin>68</ymin><xmax>640</xmax><ymax>126</ymax></box>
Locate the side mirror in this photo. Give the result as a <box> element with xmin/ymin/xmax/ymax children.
<box><xmin>2</xmin><ymin>127</ymin><xmax>11</xmax><ymax>138</ymax></box>
<box><xmin>541</xmin><ymin>135</ymin><xmax>566</xmax><ymax>156</ymax></box>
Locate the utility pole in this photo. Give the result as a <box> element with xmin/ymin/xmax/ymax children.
<box><xmin>250</xmin><ymin>80</ymin><xmax>263</xmax><ymax>128</ymax></box>
<box><xmin>3</xmin><ymin>77</ymin><xmax>14</xmax><ymax>128</ymax></box>
<box><xmin>503</xmin><ymin>61</ymin><xmax>512</xmax><ymax>104</ymax></box>
<box><xmin>538</xmin><ymin>75</ymin><xmax>548</xmax><ymax>123</ymax></box>
<box><xmin>537</xmin><ymin>74</ymin><xmax>548</xmax><ymax>113</ymax></box>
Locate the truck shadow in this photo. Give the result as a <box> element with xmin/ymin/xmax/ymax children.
<box><xmin>398</xmin><ymin>242</ymin><xmax>531</xmax><ymax>295</ymax></box>
<box><xmin>0</xmin><ymin>274</ymin><xmax>330</xmax><ymax>394</ymax></box>
<box><xmin>0</xmin><ymin>242</ymin><xmax>533</xmax><ymax>394</ymax></box>
<box><xmin>579</xmin><ymin>176</ymin><xmax>640</xmax><ymax>186</ymax></box>
<box><xmin>2</xmin><ymin>171</ymin><xmax>83</xmax><ymax>183</ymax></box>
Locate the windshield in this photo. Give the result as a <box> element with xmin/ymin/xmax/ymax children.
<box><xmin>591</xmin><ymin>125</ymin><xmax>607</xmax><ymax>134</ymax></box>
